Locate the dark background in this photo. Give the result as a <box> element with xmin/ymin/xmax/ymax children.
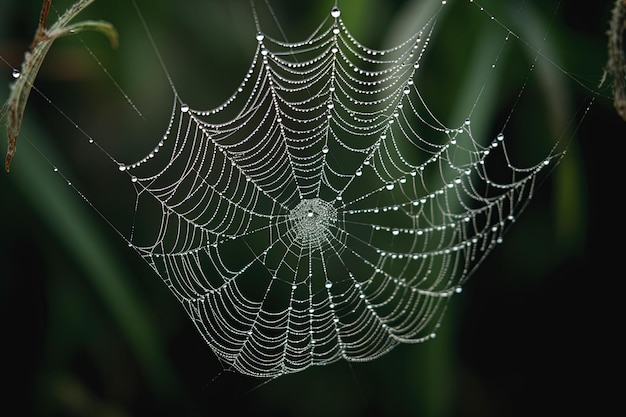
<box><xmin>0</xmin><ymin>0</ymin><xmax>619</xmax><ymax>416</ymax></box>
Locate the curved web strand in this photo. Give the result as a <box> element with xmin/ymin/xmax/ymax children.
<box><xmin>118</xmin><ymin>4</ymin><xmax>558</xmax><ymax>377</ymax></box>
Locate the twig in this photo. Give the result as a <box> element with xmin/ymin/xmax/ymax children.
<box><xmin>1</xmin><ymin>0</ymin><xmax>118</xmax><ymax>172</ymax></box>
<box><xmin>30</xmin><ymin>0</ymin><xmax>52</xmax><ymax>51</ymax></box>
<box><xmin>605</xmin><ymin>0</ymin><xmax>626</xmax><ymax>121</ymax></box>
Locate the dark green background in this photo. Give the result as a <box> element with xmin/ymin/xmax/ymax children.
<box><xmin>0</xmin><ymin>0</ymin><xmax>619</xmax><ymax>416</ymax></box>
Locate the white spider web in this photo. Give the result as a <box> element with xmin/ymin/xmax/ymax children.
<box><xmin>4</xmin><ymin>0</ymin><xmax>578</xmax><ymax>379</ymax></box>
<box><xmin>108</xmin><ymin>1</ymin><xmax>561</xmax><ymax>378</ymax></box>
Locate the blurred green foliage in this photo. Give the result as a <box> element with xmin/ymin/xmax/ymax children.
<box><xmin>0</xmin><ymin>0</ymin><xmax>618</xmax><ymax>416</ymax></box>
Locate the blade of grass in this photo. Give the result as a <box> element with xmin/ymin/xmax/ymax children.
<box><xmin>380</xmin><ymin>2</ymin><xmax>510</xmax><ymax>416</ymax></box>
<box><xmin>10</xmin><ymin>114</ymin><xmax>190</xmax><ymax>402</ymax></box>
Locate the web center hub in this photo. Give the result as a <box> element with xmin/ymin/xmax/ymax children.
<box><xmin>288</xmin><ymin>198</ymin><xmax>337</xmax><ymax>248</ymax></box>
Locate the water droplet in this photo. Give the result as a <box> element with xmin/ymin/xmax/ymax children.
<box><xmin>325</xmin><ymin>281</ymin><xmax>333</xmax><ymax>289</ymax></box>
<box><xmin>331</xmin><ymin>6</ymin><xmax>341</xmax><ymax>18</ymax></box>
<box><xmin>355</xmin><ymin>169</ymin><xmax>362</xmax><ymax>176</ymax></box>
<box><xmin>131</xmin><ymin>176</ymin><xmax>138</xmax><ymax>183</ymax></box>
<box><xmin>261</xmin><ymin>48</ymin><xmax>269</xmax><ymax>56</ymax></box>
<box><xmin>392</xmin><ymin>229</ymin><xmax>400</xmax><ymax>236</ymax></box>
<box><xmin>322</xmin><ymin>145</ymin><xmax>329</xmax><ymax>154</ymax></box>
<box><xmin>256</xmin><ymin>32</ymin><xmax>264</xmax><ymax>42</ymax></box>
<box><xmin>180</xmin><ymin>103</ymin><xmax>189</xmax><ymax>113</ymax></box>
<box><xmin>386</xmin><ymin>183</ymin><xmax>394</xmax><ymax>190</ymax></box>
<box><xmin>465</xmin><ymin>118</ymin><xmax>471</xmax><ymax>125</ymax></box>
<box><xmin>118</xmin><ymin>165</ymin><xmax>127</xmax><ymax>172</ymax></box>
<box><xmin>497</xmin><ymin>133</ymin><xmax>504</xmax><ymax>141</ymax></box>
<box><xmin>11</xmin><ymin>69</ymin><xmax>20</xmax><ymax>79</ymax></box>
<box><xmin>404</xmin><ymin>87</ymin><xmax>411</xmax><ymax>94</ymax></box>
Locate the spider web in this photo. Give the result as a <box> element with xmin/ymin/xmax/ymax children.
<box><xmin>2</xmin><ymin>0</ymin><xmax>577</xmax><ymax>380</ymax></box>
<box><xmin>105</xmin><ymin>1</ymin><xmax>560</xmax><ymax>378</ymax></box>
